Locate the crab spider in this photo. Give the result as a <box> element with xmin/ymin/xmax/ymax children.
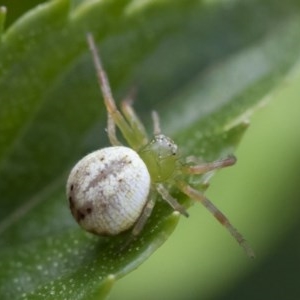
<box><xmin>66</xmin><ymin>33</ymin><xmax>254</xmax><ymax>259</ymax></box>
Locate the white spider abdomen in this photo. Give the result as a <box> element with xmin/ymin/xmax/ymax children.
<box><xmin>66</xmin><ymin>146</ymin><xmax>151</xmax><ymax>235</ymax></box>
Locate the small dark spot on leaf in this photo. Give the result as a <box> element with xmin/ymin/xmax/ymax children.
<box><xmin>70</xmin><ymin>184</ymin><xmax>74</xmax><ymax>191</ymax></box>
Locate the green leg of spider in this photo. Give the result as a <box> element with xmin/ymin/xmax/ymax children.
<box><xmin>176</xmin><ymin>180</ymin><xmax>255</xmax><ymax>258</ymax></box>
<box><xmin>87</xmin><ymin>33</ymin><xmax>145</xmax><ymax>150</ymax></box>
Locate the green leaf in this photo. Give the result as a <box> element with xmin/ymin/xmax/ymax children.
<box><xmin>1</xmin><ymin>0</ymin><xmax>300</xmax><ymax>299</ymax></box>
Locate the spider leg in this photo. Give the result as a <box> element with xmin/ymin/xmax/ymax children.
<box><xmin>182</xmin><ymin>155</ymin><xmax>236</xmax><ymax>175</ymax></box>
<box><xmin>151</xmin><ymin>111</ymin><xmax>161</xmax><ymax>135</ymax></box>
<box><xmin>131</xmin><ymin>192</ymin><xmax>156</xmax><ymax>237</ymax></box>
<box><xmin>107</xmin><ymin>114</ymin><xmax>122</xmax><ymax>146</ymax></box>
<box><xmin>120</xmin><ymin>90</ymin><xmax>149</xmax><ymax>147</ymax></box>
<box><xmin>119</xmin><ymin>192</ymin><xmax>156</xmax><ymax>251</ymax></box>
<box><xmin>176</xmin><ymin>180</ymin><xmax>255</xmax><ymax>258</ymax></box>
<box><xmin>156</xmin><ymin>183</ymin><xmax>189</xmax><ymax>217</ymax></box>
<box><xmin>86</xmin><ymin>33</ymin><xmax>141</xmax><ymax>149</ymax></box>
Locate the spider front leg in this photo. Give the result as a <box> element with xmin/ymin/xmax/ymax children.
<box><xmin>87</xmin><ymin>33</ymin><xmax>147</xmax><ymax>149</ymax></box>
<box><xmin>176</xmin><ymin>180</ymin><xmax>255</xmax><ymax>258</ymax></box>
<box><xmin>183</xmin><ymin>155</ymin><xmax>237</xmax><ymax>175</ymax></box>
<box><xmin>107</xmin><ymin>114</ymin><xmax>121</xmax><ymax>146</ymax></box>
<box><xmin>120</xmin><ymin>94</ymin><xmax>149</xmax><ymax>147</ymax></box>
<box><xmin>151</xmin><ymin>111</ymin><xmax>162</xmax><ymax>135</ymax></box>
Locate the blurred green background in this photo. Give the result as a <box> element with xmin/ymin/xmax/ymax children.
<box><xmin>110</xmin><ymin>70</ymin><xmax>300</xmax><ymax>299</ymax></box>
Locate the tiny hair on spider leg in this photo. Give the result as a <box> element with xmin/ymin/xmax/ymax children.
<box><xmin>66</xmin><ymin>32</ymin><xmax>254</xmax><ymax>258</ymax></box>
